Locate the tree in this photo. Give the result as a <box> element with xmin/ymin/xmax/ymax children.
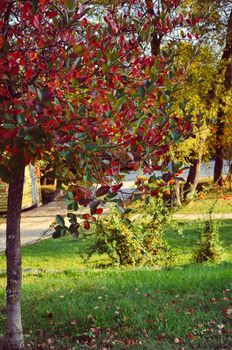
<box><xmin>213</xmin><ymin>7</ymin><xmax>232</xmax><ymax>185</ymax></box>
<box><xmin>168</xmin><ymin>43</ymin><xmax>217</xmax><ymax>198</ymax></box>
<box><xmin>180</xmin><ymin>0</ymin><xmax>232</xmax><ymax>187</ymax></box>
<box><xmin>0</xmin><ymin>1</ymin><xmax>193</xmax><ymax>349</ymax></box>
<box><xmin>139</xmin><ymin>0</ymin><xmax>204</xmax><ymax>201</ymax></box>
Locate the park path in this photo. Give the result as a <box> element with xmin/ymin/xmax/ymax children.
<box><xmin>0</xmin><ymin>195</ymin><xmax>232</xmax><ymax>253</ymax></box>
<box><xmin>0</xmin><ymin>199</ymin><xmax>67</xmax><ymax>253</ymax></box>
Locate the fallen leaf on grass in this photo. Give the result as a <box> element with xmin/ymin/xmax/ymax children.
<box><xmin>70</xmin><ymin>318</ymin><xmax>78</xmax><ymax>325</ymax></box>
<box><xmin>123</xmin><ymin>338</ymin><xmax>137</xmax><ymax>345</ymax></box>
<box><xmin>156</xmin><ymin>334</ymin><xmax>163</xmax><ymax>342</ymax></box>
<box><xmin>223</xmin><ymin>307</ymin><xmax>232</xmax><ymax>316</ymax></box>
<box><xmin>174</xmin><ymin>337</ymin><xmax>182</xmax><ymax>344</ymax></box>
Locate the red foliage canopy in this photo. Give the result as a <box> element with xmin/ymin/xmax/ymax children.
<box><xmin>0</xmin><ymin>0</ymin><xmax>192</xmax><ymax>211</ymax></box>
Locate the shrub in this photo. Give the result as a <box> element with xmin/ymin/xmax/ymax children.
<box><xmin>88</xmin><ymin>196</ymin><xmax>173</xmax><ymax>266</ymax></box>
<box><xmin>193</xmin><ymin>217</ymin><xmax>223</xmax><ymax>263</ymax></box>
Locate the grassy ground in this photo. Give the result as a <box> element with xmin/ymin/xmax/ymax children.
<box><xmin>0</xmin><ymin>220</ymin><xmax>231</xmax><ymax>349</ymax></box>
<box><xmin>177</xmin><ymin>179</ymin><xmax>232</xmax><ymax>214</ymax></box>
<box><xmin>177</xmin><ymin>194</ymin><xmax>232</xmax><ymax>214</ymax></box>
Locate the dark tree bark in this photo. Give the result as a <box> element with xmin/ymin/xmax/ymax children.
<box><xmin>183</xmin><ymin>155</ymin><xmax>202</xmax><ymax>198</ymax></box>
<box><xmin>213</xmin><ymin>8</ymin><xmax>232</xmax><ymax>185</ymax></box>
<box><xmin>213</xmin><ymin>111</ymin><xmax>224</xmax><ymax>186</ymax></box>
<box><xmin>151</xmin><ymin>32</ymin><xmax>162</xmax><ymax>56</ymax></box>
<box><xmin>145</xmin><ymin>0</ymin><xmax>163</xmax><ymax>56</ymax></box>
<box><xmin>6</xmin><ymin>167</ymin><xmax>25</xmax><ymax>350</ymax></box>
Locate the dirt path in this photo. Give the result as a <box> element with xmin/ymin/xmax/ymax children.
<box><xmin>0</xmin><ymin>200</ymin><xmax>67</xmax><ymax>252</ymax></box>
<box><xmin>173</xmin><ymin>213</ymin><xmax>232</xmax><ymax>220</ymax></box>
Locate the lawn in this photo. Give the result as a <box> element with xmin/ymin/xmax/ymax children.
<box><xmin>177</xmin><ymin>179</ymin><xmax>232</xmax><ymax>215</ymax></box>
<box><xmin>177</xmin><ymin>194</ymin><xmax>232</xmax><ymax>214</ymax></box>
<box><xmin>0</xmin><ymin>220</ymin><xmax>231</xmax><ymax>349</ymax></box>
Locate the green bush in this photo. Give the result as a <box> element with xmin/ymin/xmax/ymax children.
<box><xmin>88</xmin><ymin>196</ymin><xmax>173</xmax><ymax>266</ymax></box>
<box><xmin>193</xmin><ymin>218</ymin><xmax>223</xmax><ymax>263</ymax></box>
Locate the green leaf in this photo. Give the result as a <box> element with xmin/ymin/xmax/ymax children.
<box><xmin>136</xmin><ymin>85</ymin><xmax>145</xmax><ymax>98</ymax></box>
<box><xmin>116</xmin><ymin>204</ymin><xmax>125</xmax><ymax>215</ymax></box>
<box><xmin>102</xmin><ymin>63</ymin><xmax>108</xmax><ymax>74</ymax></box>
<box><xmin>54</xmin><ymin>97</ymin><xmax>60</xmax><ymax>105</ymax></box>
<box><xmin>67</xmin><ymin>213</ymin><xmax>77</xmax><ymax>224</ymax></box>
<box><xmin>2</xmin><ymin>123</ymin><xmax>15</xmax><ymax>129</ymax></box>
<box><xmin>72</xmin><ymin>201</ymin><xmax>78</xmax><ymax>211</ymax></box>
<box><xmin>115</xmin><ymin>96</ymin><xmax>125</xmax><ymax>112</ymax></box>
<box><xmin>69</xmin><ymin>223</ymin><xmax>80</xmax><ymax>237</ymax></box>
<box><xmin>85</xmin><ymin>144</ymin><xmax>101</xmax><ymax>152</ymax></box>
<box><xmin>75</xmin><ymin>45</ymin><xmax>83</xmax><ymax>53</ymax></box>
<box><xmin>124</xmin><ymin>208</ymin><xmax>132</xmax><ymax>214</ymax></box>
<box><xmin>37</xmin><ymin>88</ymin><xmax>43</xmax><ymax>101</ymax></box>
<box><xmin>24</xmin><ymin>134</ymin><xmax>32</xmax><ymax>141</ymax></box>
<box><xmin>123</xmin><ymin>218</ymin><xmax>132</xmax><ymax>226</ymax></box>
<box><xmin>148</xmin><ymin>175</ymin><xmax>156</xmax><ymax>183</ymax></box>
<box><xmin>73</xmin><ymin>57</ymin><xmax>81</xmax><ymax>68</ymax></box>
<box><xmin>68</xmin><ymin>101</ymin><xmax>75</xmax><ymax>113</ymax></box>
<box><xmin>67</xmin><ymin>191</ymin><xmax>74</xmax><ymax>200</ymax></box>
<box><xmin>103</xmin><ymin>159</ymin><xmax>110</xmax><ymax>165</ymax></box>
<box><xmin>56</xmin><ymin>215</ymin><xmax>65</xmax><ymax>227</ymax></box>
<box><xmin>64</xmin><ymin>0</ymin><xmax>77</xmax><ymax>11</ymax></box>
<box><xmin>76</xmin><ymin>132</ymin><xmax>87</xmax><ymax>140</ymax></box>
<box><xmin>16</xmin><ymin>114</ymin><xmax>25</xmax><ymax>126</ymax></box>
<box><xmin>78</xmin><ymin>105</ymin><xmax>86</xmax><ymax>114</ymax></box>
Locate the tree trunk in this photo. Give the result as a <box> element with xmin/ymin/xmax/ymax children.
<box><xmin>213</xmin><ymin>112</ymin><xmax>224</xmax><ymax>186</ymax></box>
<box><xmin>183</xmin><ymin>156</ymin><xmax>202</xmax><ymax>198</ymax></box>
<box><xmin>213</xmin><ymin>9</ymin><xmax>232</xmax><ymax>185</ymax></box>
<box><xmin>6</xmin><ymin>167</ymin><xmax>25</xmax><ymax>350</ymax></box>
<box><xmin>174</xmin><ymin>180</ymin><xmax>182</xmax><ymax>206</ymax></box>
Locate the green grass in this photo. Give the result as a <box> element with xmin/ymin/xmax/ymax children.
<box><xmin>177</xmin><ymin>183</ymin><xmax>232</xmax><ymax>214</ymax></box>
<box><xmin>178</xmin><ymin>195</ymin><xmax>232</xmax><ymax>214</ymax></box>
<box><xmin>165</xmin><ymin>219</ymin><xmax>232</xmax><ymax>265</ymax></box>
<box><xmin>0</xmin><ymin>220</ymin><xmax>231</xmax><ymax>349</ymax></box>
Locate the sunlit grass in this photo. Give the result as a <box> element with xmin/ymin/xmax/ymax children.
<box><xmin>0</xmin><ymin>219</ymin><xmax>231</xmax><ymax>349</ymax></box>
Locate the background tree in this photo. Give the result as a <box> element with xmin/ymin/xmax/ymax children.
<box><xmin>169</xmin><ymin>43</ymin><xmax>217</xmax><ymax>197</ymax></box>
<box><xmin>180</xmin><ymin>0</ymin><xmax>232</xmax><ymax>186</ymax></box>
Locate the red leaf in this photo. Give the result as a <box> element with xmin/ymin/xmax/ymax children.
<box><xmin>151</xmin><ymin>189</ymin><xmax>159</xmax><ymax>197</ymax></box>
<box><xmin>33</xmin><ymin>15</ymin><xmax>42</xmax><ymax>30</ymax></box>
<box><xmin>96</xmin><ymin>208</ymin><xmax>103</xmax><ymax>214</ymax></box>
<box><xmin>84</xmin><ymin>221</ymin><xmax>90</xmax><ymax>230</ymax></box>
<box><xmin>112</xmin><ymin>183</ymin><xmax>123</xmax><ymax>193</ymax></box>
<box><xmin>82</xmin><ymin>213</ymin><xmax>90</xmax><ymax>220</ymax></box>
<box><xmin>96</xmin><ymin>185</ymin><xmax>110</xmax><ymax>197</ymax></box>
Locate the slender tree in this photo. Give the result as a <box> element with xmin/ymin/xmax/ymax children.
<box><xmin>0</xmin><ymin>1</ymin><xmax>193</xmax><ymax>348</ymax></box>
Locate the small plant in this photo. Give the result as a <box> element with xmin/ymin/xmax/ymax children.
<box><xmin>88</xmin><ymin>196</ymin><xmax>173</xmax><ymax>266</ymax></box>
<box><xmin>193</xmin><ymin>214</ymin><xmax>223</xmax><ymax>263</ymax></box>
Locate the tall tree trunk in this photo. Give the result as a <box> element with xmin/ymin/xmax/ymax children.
<box><xmin>6</xmin><ymin>167</ymin><xmax>25</xmax><ymax>350</ymax></box>
<box><xmin>183</xmin><ymin>155</ymin><xmax>202</xmax><ymax>198</ymax></box>
<box><xmin>213</xmin><ymin>110</ymin><xmax>224</xmax><ymax>186</ymax></box>
<box><xmin>213</xmin><ymin>9</ymin><xmax>232</xmax><ymax>185</ymax></box>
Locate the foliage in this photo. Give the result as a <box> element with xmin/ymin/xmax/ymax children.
<box><xmin>171</xmin><ymin>1</ymin><xmax>232</xmax><ymax>189</ymax></box>
<box><xmin>87</xmin><ymin>196</ymin><xmax>173</xmax><ymax>266</ymax></box>
<box><xmin>170</xmin><ymin>44</ymin><xmax>217</xmax><ymax>163</ymax></box>
<box><xmin>0</xmin><ymin>0</ymin><xmax>193</xmax><ymax>193</ymax></box>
